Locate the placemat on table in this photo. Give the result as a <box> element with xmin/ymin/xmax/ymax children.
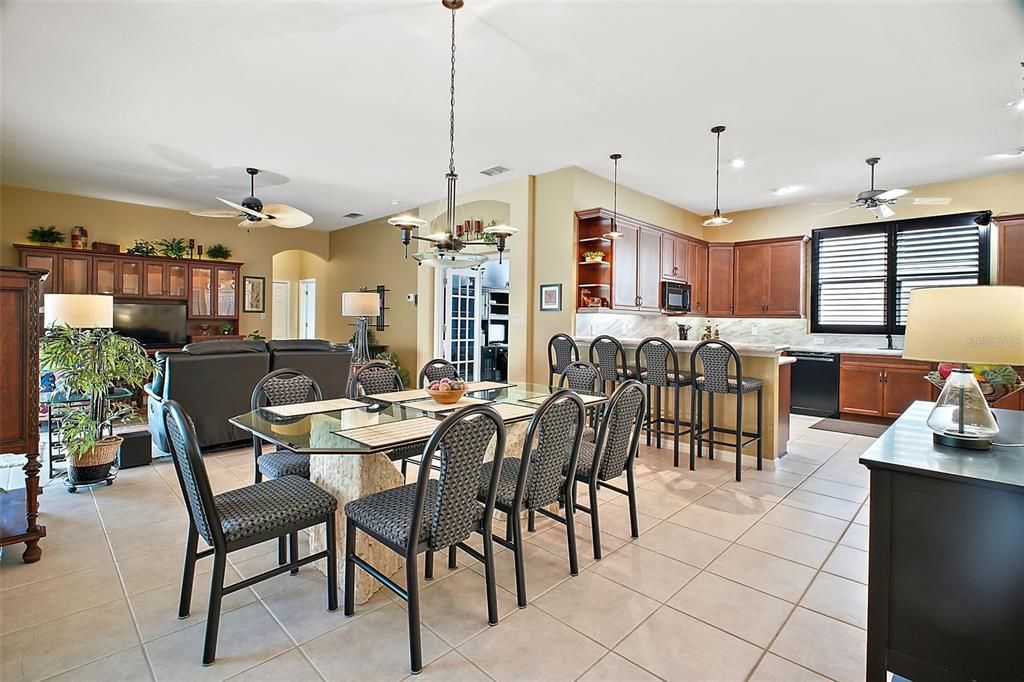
<box><xmin>490</xmin><ymin>403</ymin><xmax>537</xmax><ymax>421</ymax></box>
<box><xmin>333</xmin><ymin>417</ymin><xmax>440</xmax><ymax>449</ymax></box>
<box><xmin>521</xmin><ymin>392</ymin><xmax>605</xmax><ymax>406</ymax></box>
<box><xmin>263</xmin><ymin>398</ymin><xmax>365</xmax><ymax>417</ymax></box>
<box><xmin>367</xmin><ymin>388</ymin><xmax>429</xmax><ymax>403</ymax></box>
<box><xmin>402</xmin><ymin>396</ymin><xmax>492</xmax><ymax>414</ymax></box>
<box><xmin>464</xmin><ymin>381</ymin><xmax>515</xmax><ymax>391</ymax></box>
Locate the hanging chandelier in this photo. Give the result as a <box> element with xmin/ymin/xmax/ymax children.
<box><xmin>702</xmin><ymin>125</ymin><xmax>733</xmax><ymax>227</ymax></box>
<box><xmin>604</xmin><ymin>153</ymin><xmax>623</xmax><ymax>239</ymax></box>
<box><xmin>388</xmin><ymin>0</ymin><xmax>517</xmax><ymax>268</ymax></box>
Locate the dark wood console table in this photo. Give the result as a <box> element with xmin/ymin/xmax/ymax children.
<box><xmin>860</xmin><ymin>401</ymin><xmax>1024</xmax><ymax>682</ymax></box>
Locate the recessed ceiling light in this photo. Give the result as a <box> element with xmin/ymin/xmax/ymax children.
<box><xmin>391</xmin><ymin>200</ymin><xmax>401</xmax><ymax>205</ymax></box>
<box><xmin>730</xmin><ymin>158</ymin><xmax>746</xmax><ymax>168</ymax></box>
<box><xmin>772</xmin><ymin>185</ymin><xmax>802</xmax><ymax>196</ymax></box>
<box><xmin>1008</xmin><ymin>96</ymin><xmax>1024</xmax><ymax>111</ymax></box>
<box><xmin>992</xmin><ymin>148</ymin><xmax>1024</xmax><ymax>159</ymax></box>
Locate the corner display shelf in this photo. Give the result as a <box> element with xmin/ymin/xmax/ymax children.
<box><xmin>575</xmin><ymin>213</ymin><xmax>614</xmax><ymax>310</ymax></box>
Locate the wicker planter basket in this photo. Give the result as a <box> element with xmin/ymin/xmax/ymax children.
<box><xmin>67</xmin><ymin>436</ymin><xmax>121</xmax><ymax>485</ymax></box>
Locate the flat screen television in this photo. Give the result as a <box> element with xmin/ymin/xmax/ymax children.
<box><xmin>113</xmin><ymin>302</ymin><xmax>187</xmax><ymax>348</ymax></box>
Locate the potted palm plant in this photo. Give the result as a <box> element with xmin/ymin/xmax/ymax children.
<box><xmin>40</xmin><ymin>325</ymin><xmax>155</xmax><ymax>488</ymax></box>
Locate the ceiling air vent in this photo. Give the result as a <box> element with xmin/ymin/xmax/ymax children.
<box><xmin>342</xmin><ymin>212</ymin><xmax>364</xmax><ymax>219</ymax></box>
<box><xmin>479</xmin><ymin>165</ymin><xmax>510</xmax><ymax>177</ymax></box>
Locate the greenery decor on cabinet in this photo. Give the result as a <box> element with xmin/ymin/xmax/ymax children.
<box><xmin>156</xmin><ymin>237</ymin><xmax>188</xmax><ymax>259</ymax></box>
<box><xmin>27</xmin><ymin>225</ymin><xmax>65</xmax><ymax>245</ymax></box>
<box><xmin>126</xmin><ymin>239</ymin><xmax>157</xmax><ymax>257</ymax></box>
<box><xmin>40</xmin><ymin>325</ymin><xmax>155</xmax><ymax>487</ymax></box>
<box><xmin>205</xmin><ymin>243</ymin><xmax>231</xmax><ymax>260</ymax></box>
<box><xmin>218</xmin><ymin>323</ymin><xmax>233</xmax><ymax>335</ymax></box>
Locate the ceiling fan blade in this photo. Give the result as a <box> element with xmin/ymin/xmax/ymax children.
<box><xmin>876</xmin><ymin>204</ymin><xmax>896</xmax><ymax>219</ymax></box>
<box><xmin>217</xmin><ymin>197</ymin><xmax>268</xmax><ymax>220</ymax></box>
<box><xmin>263</xmin><ymin>203</ymin><xmax>314</xmax><ymax>229</ymax></box>
<box><xmin>876</xmin><ymin>188</ymin><xmax>910</xmax><ymax>201</ymax></box>
<box><xmin>818</xmin><ymin>205</ymin><xmax>856</xmax><ymax>218</ymax></box>
<box><xmin>189</xmin><ymin>209</ymin><xmax>243</xmax><ymax>218</ymax></box>
<box><xmin>911</xmin><ymin>196</ymin><xmax>952</xmax><ymax>206</ymax></box>
<box><xmin>238</xmin><ymin>219</ymin><xmax>266</xmax><ymax>229</ymax></box>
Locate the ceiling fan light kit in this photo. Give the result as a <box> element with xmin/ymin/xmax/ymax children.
<box><xmin>384</xmin><ymin>0</ymin><xmax>516</xmax><ymax>270</ymax></box>
<box><xmin>190</xmin><ymin>167</ymin><xmax>313</xmax><ymax>230</ymax></box>
<box><xmin>817</xmin><ymin>156</ymin><xmax>951</xmax><ymax>221</ymax></box>
<box><xmin>702</xmin><ymin>125</ymin><xmax>733</xmax><ymax>228</ymax></box>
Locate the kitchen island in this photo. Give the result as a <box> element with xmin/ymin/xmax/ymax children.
<box><xmin>575</xmin><ymin>336</ymin><xmax>792</xmax><ymax>460</ymax></box>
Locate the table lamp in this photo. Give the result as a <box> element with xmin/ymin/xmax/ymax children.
<box><xmin>903</xmin><ymin>286</ymin><xmax>1024</xmax><ymax>450</ymax></box>
<box><xmin>342</xmin><ymin>291</ymin><xmax>380</xmax><ymax>366</ymax></box>
<box><xmin>43</xmin><ymin>294</ymin><xmax>113</xmax><ymax>328</ymax></box>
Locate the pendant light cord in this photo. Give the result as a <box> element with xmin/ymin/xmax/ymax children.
<box><xmin>449</xmin><ymin>8</ymin><xmax>457</xmax><ymax>176</ymax></box>
<box><xmin>714</xmin><ymin>130</ymin><xmax>721</xmax><ymax>214</ymax></box>
<box><xmin>613</xmin><ymin>156</ymin><xmax>618</xmax><ymax>223</ymax></box>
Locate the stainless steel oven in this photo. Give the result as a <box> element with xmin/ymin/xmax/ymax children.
<box><xmin>661</xmin><ymin>281</ymin><xmax>691</xmax><ymax>313</ymax></box>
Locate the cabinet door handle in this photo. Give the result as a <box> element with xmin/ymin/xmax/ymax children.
<box><xmin>638</xmin><ymin>296</ymin><xmax>644</xmax><ymax>307</ymax></box>
<box><xmin>879</xmin><ymin>371</ymin><xmax>884</xmax><ymax>383</ymax></box>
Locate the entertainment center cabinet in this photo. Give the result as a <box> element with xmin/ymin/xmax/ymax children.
<box><xmin>16</xmin><ymin>244</ymin><xmax>243</xmax><ymax>342</ymax></box>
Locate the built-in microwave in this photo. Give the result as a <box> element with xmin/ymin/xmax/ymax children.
<box><xmin>661</xmin><ymin>281</ymin><xmax>691</xmax><ymax>313</ymax></box>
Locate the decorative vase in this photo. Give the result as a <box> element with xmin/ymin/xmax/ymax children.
<box><xmin>67</xmin><ymin>436</ymin><xmax>121</xmax><ymax>485</ymax></box>
<box><xmin>70</xmin><ymin>225</ymin><xmax>89</xmax><ymax>250</ymax></box>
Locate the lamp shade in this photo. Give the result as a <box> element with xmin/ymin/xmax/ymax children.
<box><xmin>342</xmin><ymin>292</ymin><xmax>379</xmax><ymax>317</ymax></box>
<box><xmin>43</xmin><ymin>294</ymin><xmax>113</xmax><ymax>328</ymax></box>
<box><xmin>903</xmin><ymin>286</ymin><xmax>1024</xmax><ymax>365</ymax></box>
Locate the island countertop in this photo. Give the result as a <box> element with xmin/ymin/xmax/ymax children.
<box><xmin>574</xmin><ymin>336</ymin><xmax>789</xmax><ymax>358</ymax></box>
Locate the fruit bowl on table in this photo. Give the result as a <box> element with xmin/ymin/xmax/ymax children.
<box><xmin>926</xmin><ymin>364</ymin><xmax>1024</xmax><ymax>406</ymax></box>
<box><xmin>426</xmin><ymin>379</ymin><xmax>467</xmax><ymax>405</ymax></box>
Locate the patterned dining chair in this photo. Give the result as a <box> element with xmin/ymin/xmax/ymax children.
<box><xmin>569</xmin><ymin>380</ymin><xmax>647</xmax><ymax>559</ymax></box>
<box><xmin>547</xmin><ymin>333</ymin><xmax>579</xmax><ymax>386</ymax></box>
<box><xmin>343</xmin><ymin>405</ymin><xmax>506</xmax><ymax>674</ymax></box>
<box><xmin>418</xmin><ymin>357</ymin><xmax>459</xmax><ymax>387</ymax></box>
<box><xmin>347</xmin><ymin>360</ymin><xmax>403</xmax><ymax>398</ymax></box>
<box><xmin>588</xmin><ymin>335</ymin><xmax>634</xmax><ymax>394</ymax></box>
<box><xmin>163</xmin><ymin>400</ymin><xmax>338</xmax><ymax>666</ymax></box>
<box><xmin>635</xmin><ymin>336</ymin><xmax>693</xmax><ymax>467</ymax></box>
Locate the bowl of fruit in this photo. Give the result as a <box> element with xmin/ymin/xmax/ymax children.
<box><xmin>426</xmin><ymin>377</ymin><xmax>467</xmax><ymax>405</ymax></box>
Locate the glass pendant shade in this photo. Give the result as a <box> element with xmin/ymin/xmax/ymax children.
<box><xmin>703</xmin><ymin>210</ymin><xmax>733</xmax><ymax>228</ymax></box>
<box><xmin>926</xmin><ymin>369</ymin><xmax>999</xmax><ymax>448</ymax></box>
<box><xmin>413</xmin><ymin>249</ymin><xmax>488</xmax><ymax>269</ymax></box>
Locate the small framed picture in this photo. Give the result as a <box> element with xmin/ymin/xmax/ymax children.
<box><xmin>539</xmin><ymin>283</ymin><xmax>562</xmax><ymax>311</ymax></box>
<box><xmin>242</xmin><ymin>276</ymin><xmax>266</xmax><ymax>313</ymax></box>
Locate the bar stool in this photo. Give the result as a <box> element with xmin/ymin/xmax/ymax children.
<box><xmin>635</xmin><ymin>337</ymin><xmax>692</xmax><ymax>467</ymax></box>
<box><xmin>547</xmin><ymin>334</ymin><xmax>579</xmax><ymax>386</ymax></box>
<box><xmin>689</xmin><ymin>339</ymin><xmax>764</xmax><ymax>482</ymax></box>
<box><xmin>588</xmin><ymin>335</ymin><xmax>634</xmax><ymax>395</ymax></box>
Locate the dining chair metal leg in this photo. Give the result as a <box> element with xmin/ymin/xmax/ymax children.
<box><xmin>696</xmin><ymin>387</ymin><xmax>704</xmax><ymax>459</ymax></box>
<box><xmin>424</xmin><ymin>550</ymin><xmax>434</xmax><ymax>581</ymax></box>
<box><xmin>289</xmin><ymin>531</ymin><xmax>300</xmax><ymax>575</ymax></box>
<box><xmin>277</xmin><ymin>535</ymin><xmax>287</xmax><ymax>566</ymax></box>
<box><xmin>654</xmin><ymin>387</ymin><xmax>662</xmax><ymax>450</ymax></box>
<box><xmin>343</xmin><ymin>518</ymin><xmax>356</xmax><ymax>617</ymax></box>
<box><xmin>756</xmin><ymin>387</ymin><xmax>764</xmax><ymax>470</ymax></box>
<box><xmin>510</xmin><ymin>512</ymin><xmax>527</xmax><ymax>608</ymax></box>
<box><xmin>707</xmin><ymin>394</ymin><xmax>715</xmax><ymax>461</ymax></box>
<box><xmin>448</xmin><ymin>545</ymin><xmax>457</xmax><ymax>569</ymax></box>
<box><xmin>672</xmin><ymin>385</ymin><xmax>681</xmax><ymax>467</ymax></box>
<box><xmin>626</xmin><ymin>467</ymin><xmax>640</xmax><ymax>539</ymax></box>
<box><xmin>325</xmin><ymin>514</ymin><xmax>339</xmax><ymax>612</ymax></box>
<box><xmin>202</xmin><ymin>552</ymin><xmax>227</xmax><ymax>666</ymax></box>
<box><xmin>405</xmin><ymin>552</ymin><xmax>423</xmax><ymax>674</ymax></box>
<box><xmin>178</xmin><ymin>525</ymin><xmax>199</xmax><ymax>619</ymax></box>
<box><xmin>735</xmin><ymin>389</ymin><xmax>743</xmax><ymax>482</ymax></box>
<box><xmin>588</xmin><ymin>480</ymin><xmax>602</xmax><ymax>560</ymax></box>
<box><xmin>482</xmin><ymin>524</ymin><xmax>499</xmax><ymax>625</ymax></box>
<box><xmin>689</xmin><ymin>387</ymin><xmax>699</xmax><ymax>471</ymax></box>
<box><xmin>564</xmin><ymin>489</ymin><xmax>580</xmax><ymax>576</ymax></box>
<box><xmin>527</xmin><ymin>509</ymin><xmax>536</xmax><ymax>532</ymax></box>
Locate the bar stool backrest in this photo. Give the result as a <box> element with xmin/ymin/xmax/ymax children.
<box><xmin>419</xmin><ymin>358</ymin><xmax>459</xmax><ymax>388</ymax></box>
<box><xmin>558</xmin><ymin>361</ymin><xmax>601</xmax><ymax>394</ymax></box>
<box><xmin>635</xmin><ymin>337</ymin><xmax>680</xmax><ymax>387</ymax></box>
<box><xmin>517</xmin><ymin>390</ymin><xmax>585</xmax><ymax>509</ymax></box>
<box><xmin>592</xmin><ymin>380</ymin><xmax>647</xmax><ymax>481</ymax></box>
<box><xmin>589</xmin><ymin>335</ymin><xmax>628</xmax><ymax>383</ymax></box>
<box><xmin>349</xmin><ymin>360</ymin><xmax>404</xmax><ymax>398</ymax></box>
<box><xmin>163</xmin><ymin>400</ymin><xmax>221</xmax><ymax>547</ymax></box>
<box><xmin>252</xmin><ymin>368</ymin><xmax>323</xmax><ymax>410</ymax></box>
<box><xmin>692</xmin><ymin>340</ymin><xmax>742</xmax><ymax>394</ymax></box>
<box><xmin>414</xmin><ymin>405</ymin><xmax>506</xmax><ymax>550</ymax></box>
<box><xmin>547</xmin><ymin>334</ymin><xmax>579</xmax><ymax>384</ymax></box>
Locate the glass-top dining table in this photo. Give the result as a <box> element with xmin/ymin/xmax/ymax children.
<box><xmin>229</xmin><ymin>381</ymin><xmax>607</xmax><ymax>604</ymax></box>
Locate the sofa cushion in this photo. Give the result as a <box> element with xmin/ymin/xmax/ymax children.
<box><xmin>267</xmin><ymin>339</ymin><xmax>333</xmax><ymax>352</ymax></box>
<box><xmin>183</xmin><ymin>339</ymin><xmax>268</xmax><ymax>355</ymax></box>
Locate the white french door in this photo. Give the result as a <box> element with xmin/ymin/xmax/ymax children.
<box><xmin>439</xmin><ymin>268</ymin><xmax>481</xmax><ymax>381</ymax></box>
<box><xmin>298</xmin><ymin>279</ymin><xmax>316</xmax><ymax>339</ymax></box>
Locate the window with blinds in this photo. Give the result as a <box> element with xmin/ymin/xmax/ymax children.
<box><xmin>811</xmin><ymin>213</ymin><xmax>989</xmax><ymax>334</ymax></box>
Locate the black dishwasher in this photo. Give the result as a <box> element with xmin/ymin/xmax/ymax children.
<box><xmin>789</xmin><ymin>351</ymin><xmax>840</xmax><ymax>417</ymax></box>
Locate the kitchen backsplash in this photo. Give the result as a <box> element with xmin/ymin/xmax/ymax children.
<box><xmin>575</xmin><ymin>312</ymin><xmax>902</xmax><ymax>351</ymax></box>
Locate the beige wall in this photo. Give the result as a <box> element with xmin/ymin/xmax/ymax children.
<box><xmin>271</xmin><ymin>250</ymin><xmax>301</xmax><ymax>338</ymax></box>
<box><xmin>327</xmin><ymin>216</ymin><xmax>421</xmax><ymax>373</ymax></box>
<box><xmin>270</xmin><ymin>249</ymin><xmax>331</xmax><ymax>340</ymax></box>
<box><xmin>708</xmin><ymin>169</ymin><xmax>1024</xmax><ymax>243</ymax></box>
<box><xmin>0</xmin><ymin>184</ymin><xmax>330</xmax><ymax>336</ymax></box>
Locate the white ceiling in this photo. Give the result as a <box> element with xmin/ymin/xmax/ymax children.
<box><xmin>3</xmin><ymin>1</ymin><xmax>1023</xmax><ymax>232</ymax></box>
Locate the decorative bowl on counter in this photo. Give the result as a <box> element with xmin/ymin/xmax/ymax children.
<box><xmin>925</xmin><ymin>364</ymin><xmax>1023</xmax><ymax>406</ymax></box>
<box><xmin>426</xmin><ymin>377</ymin><xmax>467</xmax><ymax>404</ymax></box>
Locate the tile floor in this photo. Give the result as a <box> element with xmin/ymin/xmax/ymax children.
<box><xmin>0</xmin><ymin>415</ymin><xmax>871</xmax><ymax>681</ymax></box>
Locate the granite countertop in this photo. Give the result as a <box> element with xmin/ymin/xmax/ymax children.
<box><xmin>574</xmin><ymin>336</ymin><xmax>789</xmax><ymax>358</ymax></box>
<box><xmin>779</xmin><ymin>356</ymin><xmax>797</xmax><ymax>365</ymax></box>
<box><xmin>788</xmin><ymin>345</ymin><xmax>904</xmax><ymax>357</ymax></box>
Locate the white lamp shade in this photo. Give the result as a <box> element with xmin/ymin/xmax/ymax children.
<box><xmin>903</xmin><ymin>286</ymin><xmax>1024</xmax><ymax>365</ymax></box>
<box><xmin>342</xmin><ymin>292</ymin><xmax>380</xmax><ymax>317</ymax></box>
<box><xmin>43</xmin><ymin>294</ymin><xmax>113</xmax><ymax>328</ymax></box>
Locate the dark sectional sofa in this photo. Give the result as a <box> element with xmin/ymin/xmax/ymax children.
<box><xmin>146</xmin><ymin>339</ymin><xmax>352</xmax><ymax>452</ymax></box>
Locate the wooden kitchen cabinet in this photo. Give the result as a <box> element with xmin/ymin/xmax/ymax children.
<box><xmin>119</xmin><ymin>259</ymin><xmax>143</xmax><ymax>296</ymax></box>
<box><xmin>840</xmin><ymin>354</ymin><xmax>933</xmax><ymax>419</ymax></box>
<box><xmin>22</xmin><ymin>252</ymin><xmax>57</xmax><ymax>294</ymax></box>
<box><xmin>611</xmin><ymin>223</ymin><xmax>638</xmax><ymax>309</ymax></box>
<box><xmin>661</xmin><ymin>234</ymin><xmax>690</xmax><ymax>281</ymax></box>
<box><xmin>706</xmin><ymin>243</ymin><xmax>734</xmax><ymax>316</ymax></box>
<box><xmin>732</xmin><ymin>237</ymin><xmax>805</xmax><ymax>317</ymax></box>
<box><xmin>93</xmin><ymin>257</ymin><xmax>118</xmax><ymax>295</ymax></box>
<box><xmin>733</xmin><ymin>243</ymin><xmax>768</xmax><ymax>316</ymax></box>
<box><xmin>638</xmin><ymin>227</ymin><xmax>661</xmax><ymax>310</ymax></box>
<box><xmin>690</xmin><ymin>242</ymin><xmax>708</xmax><ymax>314</ymax></box>
<box><xmin>997</xmin><ymin>213</ymin><xmax>1024</xmax><ymax>286</ymax></box>
<box><xmin>58</xmin><ymin>253</ymin><xmax>91</xmax><ymax>294</ymax></box>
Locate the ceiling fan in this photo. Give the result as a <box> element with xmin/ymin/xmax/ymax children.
<box><xmin>819</xmin><ymin>157</ymin><xmax>951</xmax><ymax>219</ymax></box>
<box><xmin>189</xmin><ymin>168</ymin><xmax>313</xmax><ymax>229</ymax></box>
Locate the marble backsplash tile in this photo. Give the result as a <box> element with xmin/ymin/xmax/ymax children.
<box><xmin>575</xmin><ymin>312</ymin><xmax>901</xmax><ymax>351</ymax></box>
